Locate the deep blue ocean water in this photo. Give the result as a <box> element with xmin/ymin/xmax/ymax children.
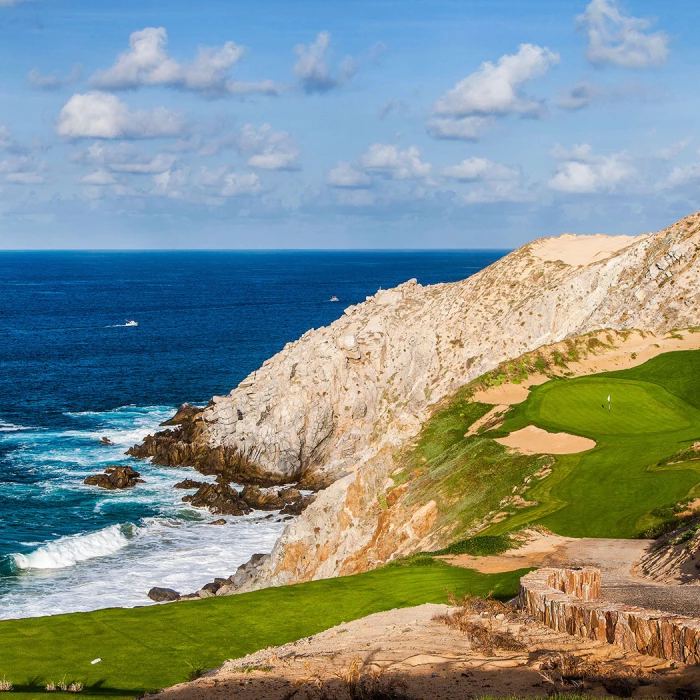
<box><xmin>0</xmin><ymin>250</ymin><xmax>504</xmax><ymax>618</ymax></box>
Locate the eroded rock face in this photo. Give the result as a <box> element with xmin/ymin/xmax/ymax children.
<box><xmin>84</xmin><ymin>466</ymin><xmax>144</xmax><ymax>490</ymax></box>
<box><xmin>132</xmin><ymin>213</ymin><xmax>700</xmax><ymax>591</ymax></box>
<box><xmin>181</xmin><ymin>483</ymin><xmax>252</xmax><ymax>516</ymax></box>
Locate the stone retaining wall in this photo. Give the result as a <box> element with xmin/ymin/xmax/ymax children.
<box><xmin>519</xmin><ymin>568</ymin><xmax>700</xmax><ymax>665</ymax></box>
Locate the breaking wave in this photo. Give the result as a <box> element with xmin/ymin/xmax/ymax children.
<box><xmin>11</xmin><ymin>524</ymin><xmax>134</xmax><ymax>570</ymax></box>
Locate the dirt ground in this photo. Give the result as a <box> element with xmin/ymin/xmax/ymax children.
<box><xmin>529</xmin><ymin>233</ymin><xmax>646</xmax><ymax>267</ymax></box>
<box><xmin>156</xmin><ymin>601</ymin><xmax>700</xmax><ymax>700</ymax></box>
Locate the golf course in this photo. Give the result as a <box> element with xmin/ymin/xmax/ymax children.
<box><xmin>0</xmin><ymin>560</ymin><xmax>525</xmax><ymax>700</ymax></box>
<box><xmin>485</xmin><ymin>349</ymin><xmax>700</xmax><ymax>538</ymax></box>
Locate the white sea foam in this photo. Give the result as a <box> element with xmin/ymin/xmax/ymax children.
<box><xmin>0</xmin><ymin>420</ymin><xmax>32</xmax><ymax>432</ymax></box>
<box><xmin>12</xmin><ymin>524</ymin><xmax>132</xmax><ymax>570</ymax></box>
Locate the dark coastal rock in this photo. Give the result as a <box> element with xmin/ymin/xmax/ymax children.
<box><xmin>240</xmin><ymin>485</ymin><xmax>284</xmax><ymax>511</ymax></box>
<box><xmin>201</xmin><ymin>581</ymin><xmax>221</xmax><ymax>594</ymax></box>
<box><xmin>173</xmin><ymin>478</ymin><xmax>204</xmax><ymax>490</ymax></box>
<box><xmin>160</xmin><ymin>403</ymin><xmax>203</xmax><ymax>427</ymax></box>
<box><xmin>182</xmin><ymin>483</ymin><xmax>252</xmax><ymax>516</ymax></box>
<box><xmin>147</xmin><ymin>587</ymin><xmax>180</xmax><ymax>602</ymax></box>
<box><xmin>297</xmin><ymin>470</ymin><xmax>336</xmax><ymax>492</ymax></box>
<box><xmin>84</xmin><ymin>466</ymin><xmax>144</xmax><ymax>490</ymax></box>
<box><xmin>278</xmin><ymin>487</ymin><xmax>302</xmax><ymax>504</ymax></box>
<box><xmin>280</xmin><ymin>494</ymin><xmax>317</xmax><ymax>516</ymax></box>
<box><xmin>210</xmin><ymin>518</ymin><xmax>227</xmax><ymax>525</ymax></box>
<box><xmin>98</xmin><ymin>436</ymin><xmax>114</xmax><ymax>445</ymax></box>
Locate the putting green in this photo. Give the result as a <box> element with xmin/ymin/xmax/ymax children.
<box><xmin>486</xmin><ymin>350</ymin><xmax>700</xmax><ymax>538</ymax></box>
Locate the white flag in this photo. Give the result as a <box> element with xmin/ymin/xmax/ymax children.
<box><xmin>607</xmin><ymin>395</ymin><xmax>611</xmax><ymax>402</ymax></box>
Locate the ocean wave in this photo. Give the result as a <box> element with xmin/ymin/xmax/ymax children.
<box><xmin>11</xmin><ymin>523</ymin><xmax>135</xmax><ymax>570</ymax></box>
<box><xmin>0</xmin><ymin>420</ymin><xmax>32</xmax><ymax>432</ymax></box>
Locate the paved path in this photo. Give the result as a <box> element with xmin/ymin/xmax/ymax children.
<box><xmin>542</xmin><ymin>538</ymin><xmax>700</xmax><ymax>618</ymax></box>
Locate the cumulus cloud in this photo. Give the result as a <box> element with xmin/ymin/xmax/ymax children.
<box><xmin>443</xmin><ymin>157</ymin><xmax>518</xmax><ymax>182</ymax></box>
<box><xmin>654</xmin><ymin>138</ymin><xmax>692</xmax><ymax>161</ymax></box>
<box><xmin>293</xmin><ymin>31</ymin><xmax>356</xmax><ymax>93</ymax></box>
<box><xmin>79</xmin><ymin>169</ymin><xmax>117</xmax><ymax>185</ymax></box>
<box><xmin>426</xmin><ymin>116</ymin><xmax>491</xmax><ymax>141</ymax></box>
<box><xmin>548</xmin><ymin>143</ymin><xmax>635</xmax><ymax>193</ymax></box>
<box><xmin>195</xmin><ymin>166</ymin><xmax>262</xmax><ymax>197</ymax></box>
<box><xmin>109</xmin><ymin>153</ymin><xmax>177</xmax><ymax>174</ymax></box>
<box><xmin>91</xmin><ymin>27</ymin><xmax>278</xmax><ymax>97</ymax></box>
<box><xmin>0</xmin><ymin>155</ymin><xmax>47</xmax><ymax>184</ymax></box>
<box><xmin>327</xmin><ymin>161</ymin><xmax>371</xmax><ymax>188</ymax></box>
<box><xmin>556</xmin><ymin>82</ymin><xmax>601</xmax><ymax>110</ymax></box>
<box><xmin>359</xmin><ymin>144</ymin><xmax>431</xmax><ymax>180</ymax></box>
<box><xmin>57</xmin><ymin>92</ymin><xmax>186</xmax><ymax>140</ymax></box>
<box><xmin>577</xmin><ymin>0</ymin><xmax>669</xmax><ymax>68</ymax></box>
<box><xmin>152</xmin><ymin>168</ymin><xmax>187</xmax><ymax>198</ymax></box>
<box><xmin>432</xmin><ymin>44</ymin><xmax>559</xmax><ymax>120</ymax></box>
<box><xmin>236</xmin><ymin>124</ymin><xmax>300</xmax><ymax>170</ymax></box>
<box><xmin>29</xmin><ymin>64</ymin><xmax>82</xmax><ymax>91</ymax></box>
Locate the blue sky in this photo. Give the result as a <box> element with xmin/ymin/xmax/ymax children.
<box><xmin>1</xmin><ymin>0</ymin><xmax>699</xmax><ymax>249</ymax></box>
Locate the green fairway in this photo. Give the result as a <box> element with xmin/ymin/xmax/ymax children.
<box><xmin>0</xmin><ymin>562</ymin><xmax>524</xmax><ymax>700</ymax></box>
<box><xmin>486</xmin><ymin>350</ymin><xmax>700</xmax><ymax>538</ymax></box>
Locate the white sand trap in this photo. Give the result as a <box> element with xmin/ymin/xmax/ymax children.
<box><xmin>472</xmin><ymin>383</ymin><xmax>530</xmax><ymax>405</ymax></box>
<box><xmin>496</xmin><ymin>425</ymin><xmax>596</xmax><ymax>455</ymax></box>
<box><xmin>530</xmin><ymin>233</ymin><xmax>646</xmax><ymax>267</ymax></box>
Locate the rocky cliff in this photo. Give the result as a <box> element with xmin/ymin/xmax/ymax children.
<box><xmin>132</xmin><ymin>212</ymin><xmax>700</xmax><ymax>592</ymax></box>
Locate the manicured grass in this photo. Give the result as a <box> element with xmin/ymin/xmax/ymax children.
<box><xmin>431</xmin><ymin>534</ymin><xmax>516</xmax><ymax>557</ymax></box>
<box><xmin>486</xmin><ymin>350</ymin><xmax>700</xmax><ymax>538</ymax></box>
<box><xmin>0</xmin><ymin>562</ymin><xmax>525</xmax><ymax>700</ymax></box>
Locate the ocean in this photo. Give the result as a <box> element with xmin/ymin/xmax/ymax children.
<box><xmin>0</xmin><ymin>250</ymin><xmax>505</xmax><ymax>619</ymax></box>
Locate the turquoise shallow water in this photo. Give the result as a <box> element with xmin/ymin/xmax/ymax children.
<box><xmin>0</xmin><ymin>250</ymin><xmax>504</xmax><ymax>618</ymax></box>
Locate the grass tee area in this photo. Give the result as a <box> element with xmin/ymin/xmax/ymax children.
<box><xmin>0</xmin><ymin>561</ymin><xmax>524</xmax><ymax>700</ymax></box>
<box><xmin>485</xmin><ymin>349</ymin><xmax>700</xmax><ymax>538</ymax></box>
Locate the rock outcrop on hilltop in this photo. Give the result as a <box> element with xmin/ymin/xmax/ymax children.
<box><xmin>131</xmin><ymin>212</ymin><xmax>700</xmax><ymax>592</ymax></box>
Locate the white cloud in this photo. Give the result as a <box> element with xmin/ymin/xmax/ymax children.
<box><xmin>654</xmin><ymin>138</ymin><xmax>692</xmax><ymax>161</ymax></box>
<box><xmin>80</xmin><ymin>169</ymin><xmax>117</xmax><ymax>185</ymax></box>
<box><xmin>0</xmin><ymin>155</ymin><xmax>47</xmax><ymax>184</ymax></box>
<box><xmin>236</xmin><ymin>124</ymin><xmax>300</xmax><ymax>170</ymax></box>
<box><xmin>327</xmin><ymin>161</ymin><xmax>371</xmax><ymax>188</ymax></box>
<box><xmin>57</xmin><ymin>92</ymin><xmax>186</xmax><ymax>140</ymax></box>
<box><xmin>360</xmin><ymin>144</ymin><xmax>431</xmax><ymax>180</ymax></box>
<box><xmin>109</xmin><ymin>153</ymin><xmax>177</xmax><ymax>174</ymax></box>
<box><xmin>426</xmin><ymin>116</ymin><xmax>490</xmax><ymax>141</ymax></box>
<box><xmin>549</xmin><ymin>144</ymin><xmax>635</xmax><ymax>193</ymax></box>
<box><xmin>432</xmin><ymin>44</ymin><xmax>559</xmax><ymax>120</ymax></box>
<box><xmin>91</xmin><ymin>27</ymin><xmax>278</xmax><ymax>97</ymax></box>
<box><xmin>577</xmin><ymin>0</ymin><xmax>669</xmax><ymax>68</ymax></box>
<box><xmin>443</xmin><ymin>157</ymin><xmax>518</xmax><ymax>182</ymax></box>
<box><xmin>294</xmin><ymin>31</ymin><xmax>355</xmax><ymax>93</ymax></box>
<box><xmin>152</xmin><ymin>168</ymin><xmax>187</xmax><ymax>198</ymax></box>
<box><xmin>195</xmin><ymin>166</ymin><xmax>262</xmax><ymax>197</ymax></box>
<box><xmin>29</xmin><ymin>64</ymin><xmax>82</xmax><ymax>90</ymax></box>
<box><xmin>556</xmin><ymin>82</ymin><xmax>600</xmax><ymax>110</ymax></box>
<box><xmin>461</xmin><ymin>181</ymin><xmax>530</xmax><ymax>204</ymax></box>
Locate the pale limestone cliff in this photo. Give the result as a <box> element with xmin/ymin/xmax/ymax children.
<box><xmin>139</xmin><ymin>212</ymin><xmax>700</xmax><ymax>591</ymax></box>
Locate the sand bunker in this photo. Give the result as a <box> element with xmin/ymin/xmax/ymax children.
<box><xmin>530</xmin><ymin>233</ymin><xmax>645</xmax><ymax>267</ymax></box>
<box><xmin>472</xmin><ymin>383</ymin><xmax>531</xmax><ymax>405</ymax></box>
<box><xmin>496</xmin><ymin>425</ymin><xmax>596</xmax><ymax>455</ymax></box>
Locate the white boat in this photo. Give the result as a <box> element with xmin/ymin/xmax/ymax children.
<box><xmin>330</xmin><ymin>296</ymin><xmax>339</xmax><ymax>302</ymax></box>
<box><xmin>124</xmin><ymin>320</ymin><xmax>138</xmax><ymax>327</ymax></box>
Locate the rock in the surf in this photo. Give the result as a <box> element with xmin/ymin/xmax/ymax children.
<box><xmin>240</xmin><ymin>484</ymin><xmax>284</xmax><ymax>511</ymax></box>
<box><xmin>147</xmin><ymin>587</ymin><xmax>181</xmax><ymax>602</ymax></box>
<box><xmin>181</xmin><ymin>482</ymin><xmax>252</xmax><ymax>516</ymax></box>
<box><xmin>84</xmin><ymin>466</ymin><xmax>144</xmax><ymax>490</ymax></box>
<box><xmin>173</xmin><ymin>478</ymin><xmax>204</xmax><ymax>490</ymax></box>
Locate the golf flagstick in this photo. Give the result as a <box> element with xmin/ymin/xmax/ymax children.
<box><xmin>608</xmin><ymin>394</ymin><xmax>611</xmax><ymax>413</ymax></box>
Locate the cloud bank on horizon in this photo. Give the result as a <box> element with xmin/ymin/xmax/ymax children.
<box><xmin>0</xmin><ymin>0</ymin><xmax>696</xmax><ymax>248</ymax></box>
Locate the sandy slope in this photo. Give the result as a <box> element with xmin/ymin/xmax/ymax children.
<box><xmin>530</xmin><ymin>233</ymin><xmax>647</xmax><ymax>267</ymax></box>
<box><xmin>156</xmin><ymin>601</ymin><xmax>700</xmax><ymax>700</ymax></box>
<box><xmin>496</xmin><ymin>426</ymin><xmax>596</xmax><ymax>455</ymax></box>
